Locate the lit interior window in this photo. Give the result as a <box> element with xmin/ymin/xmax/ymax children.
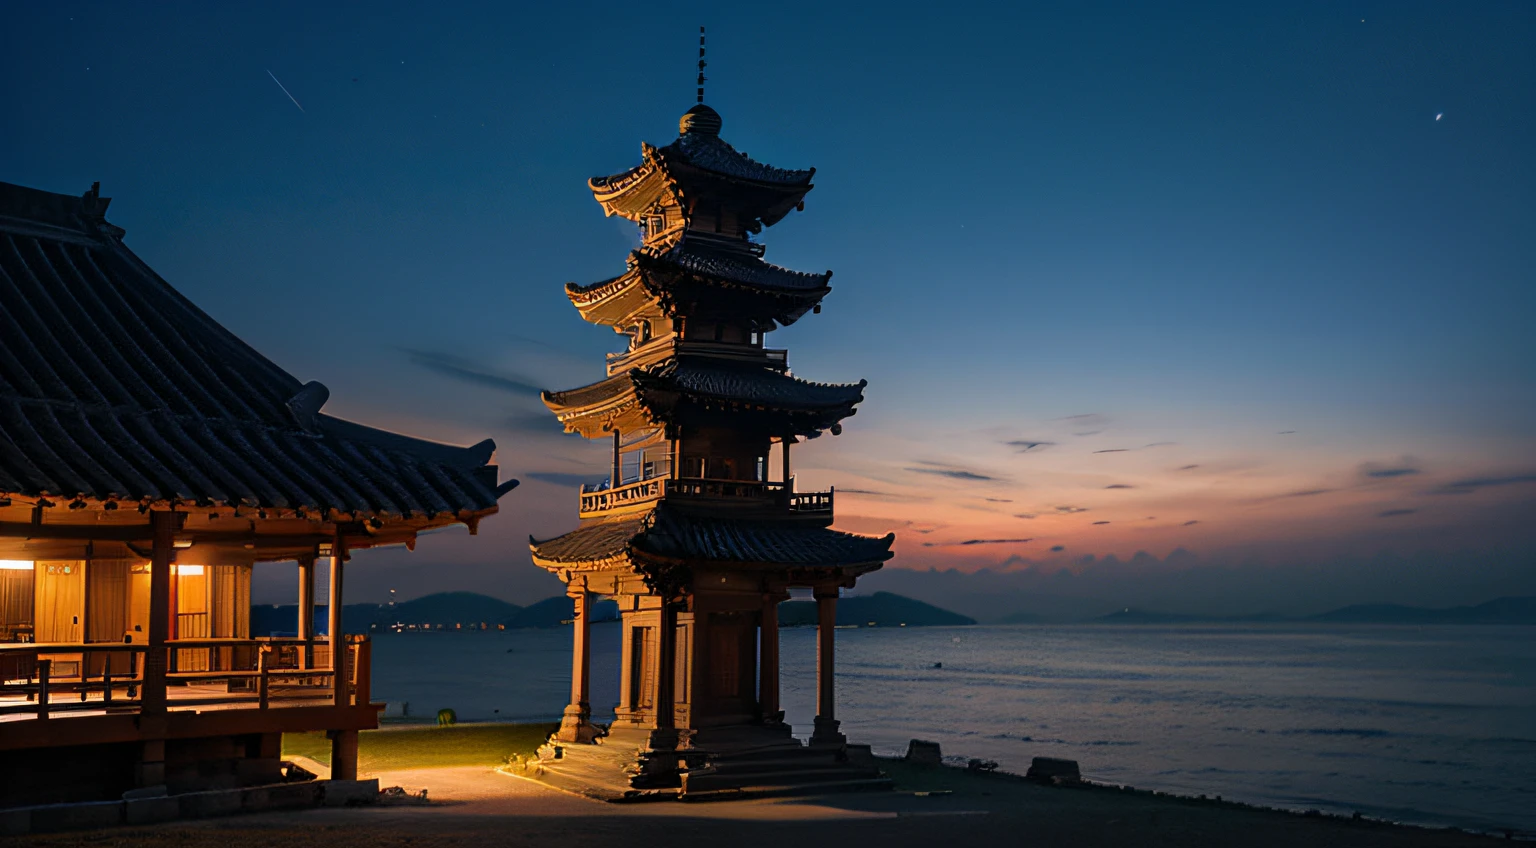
<box><xmin>174</xmin><ymin>564</ymin><xmax>205</xmax><ymax>576</ymax></box>
<box><xmin>0</xmin><ymin>560</ymin><xmax>34</xmax><ymax>571</ymax></box>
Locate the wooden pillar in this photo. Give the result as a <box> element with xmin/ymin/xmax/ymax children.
<box><xmin>811</xmin><ymin>587</ymin><xmax>844</xmax><ymax>746</ymax></box>
<box><xmin>781</xmin><ymin>437</ymin><xmax>792</xmax><ymax>488</ymax></box>
<box><xmin>611</xmin><ymin>429</ymin><xmax>622</xmax><ymax>488</ymax></box>
<box><xmin>328</xmin><ymin>539</ymin><xmax>346</xmax><ymax>707</ymax></box>
<box><xmin>655</xmin><ymin>600</ymin><xmax>676</xmax><ymax>732</ymax></box>
<box><xmin>758</xmin><ymin>593</ymin><xmax>782</xmax><ymax>724</ymax></box>
<box><xmin>142</xmin><ymin>511</ymin><xmax>176</xmax><ymax>715</ymax></box>
<box><xmin>556</xmin><ymin>586</ymin><xmax>599</xmax><ymax>742</ymax></box>
<box><xmin>297</xmin><ymin>557</ymin><xmax>315</xmax><ymax>669</ymax></box>
<box><xmin>329</xmin><ymin>730</ymin><xmax>358</xmax><ymax>781</ymax></box>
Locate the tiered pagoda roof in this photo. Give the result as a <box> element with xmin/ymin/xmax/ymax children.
<box><xmin>565</xmin><ymin>239</ymin><xmax>832</xmax><ymax>330</ymax></box>
<box><xmin>530</xmin><ymin>503</ymin><xmax>894</xmax><ymax>572</ymax></box>
<box><xmin>588</xmin><ymin>105</ymin><xmax>814</xmax><ymax>233</ymax></box>
<box><xmin>0</xmin><ymin>180</ymin><xmax>517</xmax><ymax>526</ymax></box>
<box><xmin>542</xmin><ymin>357</ymin><xmax>865</xmax><ymax>439</ymax></box>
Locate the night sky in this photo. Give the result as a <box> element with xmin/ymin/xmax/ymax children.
<box><xmin>4</xmin><ymin>2</ymin><xmax>1532</xmax><ymax>611</ymax></box>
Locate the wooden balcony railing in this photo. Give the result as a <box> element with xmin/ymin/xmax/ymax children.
<box><xmin>577</xmin><ymin>477</ymin><xmax>834</xmax><ymax>517</ymax></box>
<box><xmin>0</xmin><ymin>635</ymin><xmax>372</xmax><ymax>721</ymax></box>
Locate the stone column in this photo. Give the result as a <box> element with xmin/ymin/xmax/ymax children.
<box><xmin>557</xmin><ymin>586</ymin><xmax>600</xmax><ymax>742</ymax></box>
<box><xmin>758</xmin><ymin>592</ymin><xmax>783</xmax><ymax>724</ymax></box>
<box><xmin>811</xmin><ymin>587</ymin><xmax>844</xmax><ymax>746</ymax></box>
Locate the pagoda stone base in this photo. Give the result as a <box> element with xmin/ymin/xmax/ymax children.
<box><xmin>516</xmin><ymin>724</ymin><xmax>890</xmax><ymax>802</ymax></box>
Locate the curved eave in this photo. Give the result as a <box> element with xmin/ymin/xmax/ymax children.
<box><xmin>564</xmin><ymin>261</ymin><xmax>832</xmax><ymax>329</ymax></box>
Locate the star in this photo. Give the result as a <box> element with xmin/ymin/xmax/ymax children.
<box><xmin>1435</xmin><ymin>113</ymin><xmax>1443</xmax><ymax>121</ymax></box>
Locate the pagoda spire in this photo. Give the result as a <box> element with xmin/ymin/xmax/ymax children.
<box><xmin>697</xmin><ymin>26</ymin><xmax>707</xmax><ymax>104</ymax></box>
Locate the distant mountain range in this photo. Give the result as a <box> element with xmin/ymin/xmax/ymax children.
<box><xmin>251</xmin><ymin>591</ymin><xmax>619</xmax><ymax>636</ymax></box>
<box><xmin>778</xmin><ymin>591</ymin><xmax>976</xmax><ymax>627</ymax></box>
<box><xmin>251</xmin><ymin>592</ymin><xmax>1535</xmax><ymax>636</ymax></box>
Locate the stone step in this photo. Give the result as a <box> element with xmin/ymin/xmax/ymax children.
<box><xmin>690</xmin><ymin>754</ymin><xmax>846</xmax><ymax>775</ymax></box>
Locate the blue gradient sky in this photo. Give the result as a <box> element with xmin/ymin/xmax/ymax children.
<box><xmin>4</xmin><ymin>1</ymin><xmax>1532</xmax><ymax>606</ymax></box>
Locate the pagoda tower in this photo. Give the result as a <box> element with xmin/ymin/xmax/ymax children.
<box><xmin>527</xmin><ymin>101</ymin><xmax>895</xmax><ymax>798</ymax></box>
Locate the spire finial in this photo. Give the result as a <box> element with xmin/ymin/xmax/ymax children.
<box><xmin>697</xmin><ymin>26</ymin><xmax>707</xmax><ymax>104</ymax></box>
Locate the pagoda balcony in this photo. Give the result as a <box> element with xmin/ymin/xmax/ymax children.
<box><xmin>0</xmin><ymin>635</ymin><xmax>372</xmax><ymax>723</ymax></box>
<box><xmin>578</xmin><ymin>476</ymin><xmax>833</xmax><ymax>519</ymax></box>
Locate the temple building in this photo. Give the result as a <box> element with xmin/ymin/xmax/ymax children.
<box><xmin>0</xmin><ymin>180</ymin><xmax>517</xmax><ymax>807</ymax></box>
<box><xmin>526</xmin><ymin>101</ymin><xmax>895</xmax><ymax>798</ymax></box>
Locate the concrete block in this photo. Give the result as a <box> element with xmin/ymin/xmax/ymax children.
<box><xmin>0</xmin><ymin>807</ymin><xmax>31</xmax><ymax>836</ymax></box>
<box><xmin>904</xmin><ymin>739</ymin><xmax>943</xmax><ymax>767</ymax></box>
<box><xmin>125</xmin><ymin>795</ymin><xmax>181</xmax><ymax>825</ymax></box>
<box><xmin>243</xmin><ymin>781</ymin><xmax>320</xmax><ymax>812</ymax></box>
<box><xmin>178</xmin><ymin>788</ymin><xmax>244</xmax><ymax>818</ymax></box>
<box><xmin>28</xmin><ymin>800</ymin><xmax>124</xmax><ymax>833</ymax></box>
<box><xmin>321</xmin><ymin>778</ymin><xmax>379</xmax><ymax>807</ymax></box>
<box><xmin>1026</xmin><ymin>757</ymin><xmax>1081</xmax><ymax>784</ymax></box>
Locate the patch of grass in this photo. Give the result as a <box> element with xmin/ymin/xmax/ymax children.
<box><xmin>282</xmin><ymin>721</ymin><xmax>558</xmax><ymax>772</ymax></box>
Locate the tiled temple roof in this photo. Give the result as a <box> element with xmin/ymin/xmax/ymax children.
<box><xmin>0</xmin><ymin>180</ymin><xmax>516</xmax><ymax>517</ymax></box>
<box><xmin>658</xmin><ymin>132</ymin><xmax>814</xmax><ymax>186</ymax></box>
<box><xmin>641</xmin><ymin>359</ymin><xmax>865</xmax><ymax>410</ymax></box>
<box><xmin>650</xmin><ymin>241</ymin><xmax>830</xmax><ymax>290</ymax></box>
<box><xmin>530</xmin><ymin>506</ymin><xmax>895</xmax><ymax>567</ymax></box>
<box><xmin>542</xmin><ymin>358</ymin><xmax>865</xmax><ymax>416</ymax></box>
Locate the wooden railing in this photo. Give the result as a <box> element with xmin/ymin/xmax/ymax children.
<box><xmin>0</xmin><ymin>635</ymin><xmax>372</xmax><ymax>720</ymax></box>
<box><xmin>577</xmin><ymin>477</ymin><xmax>834</xmax><ymax>517</ymax></box>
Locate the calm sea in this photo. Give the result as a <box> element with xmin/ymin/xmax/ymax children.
<box><xmin>369</xmin><ymin>623</ymin><xmax>1536</xmax><ymax>834</ymax></box>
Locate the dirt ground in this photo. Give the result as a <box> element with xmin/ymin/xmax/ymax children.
<box><xmin>2</xmin><ymin>761</ymin><xmax>1510</xmax><ymax>848</ymax></box>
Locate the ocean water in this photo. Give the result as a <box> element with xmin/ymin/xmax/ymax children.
<box><xmin>370</xmin><ymin>623</ymin><xmax>1536</xmax><ymax>834</ymax></box>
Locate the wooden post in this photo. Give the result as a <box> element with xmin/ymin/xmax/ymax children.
<box><xmin>36</xmin><ymin>659</ymin><xmax>50</xmax><ymax>721</ymax></box>
<box><xmin>556</xmin><ymin>587</ymin><xmax>598</xmax><ymax>742</ymax></box>
<box><xmin>655</xmin><ymin>600</ymin><xmax>676</xmax><ymax>731</ymax></box>
<box><xmin>781</xmin><ymin>437</ymin><xmax>791</xmax><ymax>488</ymax></box>
<box><xmin>143</xmin><ymin>511</ymin><xmax>176</xmax><ymax>715</ymax></box>
<box><xmin>258</xmin><ymin>647</ymin><xmax>271</xmax><ymax>710</ymax></box>
<box><xmin>758</xmin><ymin>593</ymin><xmax>781</xmax><ymax>724</ymax></box>
<box><xmin>328</xmin><ymin>539</ymin><xmax>347</xmax><ymax>707</ymax></box>
<box><xmin>355</xmin><ymin>637</ymin><xmax>371</xmax><ymax>708</ymax></box>
<box><xmin>811</xmin><ymin>588</ymin><xmax>844</xmax><ymax>746</ymax></box>
<box><xmin>297</xmin><ymin>557</ymin><xmax>315</xmax><ymax>670</ymax></box>
<box><xmin>611</xmin><ymin>429</ymin><xmax>622</xmax><ymax>488</ymax></box>
<box><xmin>103</xmin><ymin>663</ymin><xmax>113</xmax><ymax>706</ymax></box>
<box><xmin>330</xmin><ymin>730</ymin><xmax>359</xmax><ymax>781</ymax></box>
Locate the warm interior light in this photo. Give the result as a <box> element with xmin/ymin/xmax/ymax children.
<box><xmin>0</xmin><ymin>560</ymin><xmax>34</xmax><ymax>571</ymax></box>
<box><xmin>175</xmin><ymin>564</ymin><xmax>205</xmax><ymax>576</ymax></box>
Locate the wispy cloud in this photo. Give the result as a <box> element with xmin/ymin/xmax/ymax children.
<box><xmin>1092</xmin><ymin>521</ymin><xmax>1111</xmax><ymax>525</ymax></box>
<box><xmin>1359</xmin><ymin>457</ymin><xmax>1422</xmax><ymax>480</ymax></box>
<box><xmin>1377</xmin><ymin>508</ymin><xmax>1418</xmax><ymax>517</ymax></box>
<box><xmin>1056</xmin><ymin>505</ymin><xmax>1090</xmax><ymax>514</ymax></box>
<box><xmin>1428</xmin><ymin>473</ymin><xmax>1536</xmax><ymax>495</ymax></box>
<box><xmin>1182</xmin><ymin>520</ymin><xmax>1200</xmax><ymax>526</ymax></box>
<box><xmin>1014</xmin><ymin>513</ymin><xmax>1036</xmax><ymax>519</ymax></box>
<box><xmin>906</xmin><ymin>461</ymin><xmax>998</xmax><ymax>482</ymax></box>
<box><xmin>1177</xmin><ymin>465</ymin><xmax>1200</xmax><ymax>471</ymax></box>
<box><xmin>1092</xmin><ymin>449</ymin><xmax>1129</xmax><ymax>454</ymax></box>
<box><xmin>1004</xmin><ymin>440</ymin><xmax>1055</xmax><ymax>453</ymax></box>
<box><xmin>1105</xmin><ymin>484</ymin><xmax>1135</xmax><ymax>489</ymax></box>
<box><xmin>1050</xmin><ymin>545</ymin><xmax>1066</xmax><ymax>552</ymax></box>
<box><xmin>985</xmin><ymin>497</ymin><xmax>1014</xmax><ymax>503</ymax></box>
<box><xmin>1054</xmin><ymin>413</ymin><xmax>1108</xmax><ymax>436</ymax></box>
<box><xmin>1284</xmin><ymin>488</ymin><xmax>1334</xmax><ymax>498</ymax></box>
<box><xmin>406</xmin><ymin>349</ymin><xmax>545</xmax><ymax>398</ymax></box>
<box><xmin>504</xmin><ymin>411</ymin><xmax>568</xmax><ymax>435</ymax></box>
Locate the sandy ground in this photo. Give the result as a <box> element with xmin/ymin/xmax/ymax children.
<box><xmin>2</xmin><ymin>763</ymin><xmax>1511</xmax><ymax>848</ymax></box>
